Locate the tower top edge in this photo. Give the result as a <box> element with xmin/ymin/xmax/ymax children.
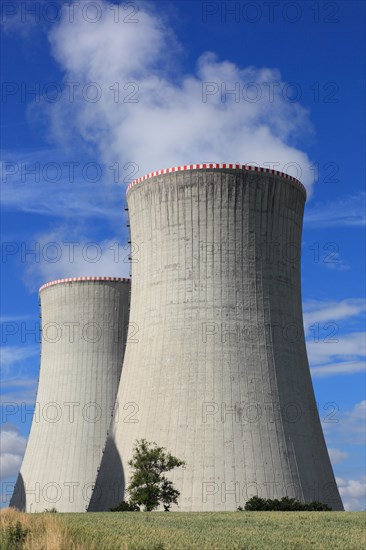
<box><xmin>39</xmin><ymin>276</ymin><xmax>131</xmax><ymax>293</ymax></box>
<box><xmin>126</xmin><ymin>164</ymin><xmax>306</xmax><ymax>196</ymax></box>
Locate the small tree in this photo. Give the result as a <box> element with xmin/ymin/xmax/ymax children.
<box><xmin>127</xmin><ymin>439</ymin><xmax>186</xmax><ymax>512</ymax></box>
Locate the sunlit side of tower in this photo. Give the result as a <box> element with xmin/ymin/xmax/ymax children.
<box><xmin>10</xmin><ymin>277</ymin><xmax>130</xmax><ymax>512</ymax></box>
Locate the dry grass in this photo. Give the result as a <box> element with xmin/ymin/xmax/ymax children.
<box><xmin>0</xmin><ymin>508</ymin><xmax>93</xmax><ymax>550</ymax></box>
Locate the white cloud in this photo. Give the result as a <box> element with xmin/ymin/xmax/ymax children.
<box><xmin>0</xmin><ymin>429</ymin><xmax>27</xmax><ymax>455</ymax></box>
<box><xmin>328</xmin><ymin>448</ymin><xmax>349</xmax><ymax>465</ymax></box>
<box><xmin>0</xmin><ymin>454</ymin><xmax>23</xmax><ymax>479</ymax></box>
<box><xmin>0</xmin><ymin>428</ymin><xmax>27</xmax><ymax>479</ymax></box>
<box><xmin>336</xmin><ymin>476</ymin><xmax>366</xmax><ymax>511</ymax></box>
<box><xmin>43</xmin><ymin>0</ymin><xmax>315</xmax><ymax>197</ymax></box>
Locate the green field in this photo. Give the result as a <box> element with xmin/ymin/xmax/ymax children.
<box><xmin>2</xmin><ymin>510</ymin><xmax>364</xmax><ymax>550</ymax></box>
<box><xmin>58</xmin><ymin>512</ymin><xmax>364</xmax><ymax>550</ymax></box>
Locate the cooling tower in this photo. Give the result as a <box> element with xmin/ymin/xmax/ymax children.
<box><xmin>10</xmin><ymin>277</ymin><xmax>130</xmax><ymax>512</ymax></box>
<box><xmin>90</xmin><ymin>164</ymin><xmax>343</xmax><ymax>512</ymax></box>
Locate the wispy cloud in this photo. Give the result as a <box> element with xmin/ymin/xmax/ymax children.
<box><xmin>0</xmin><ymin>0</ymin><xmax>40</xmax><ymax>37</ymax></box>
<box><xmin>304</xmin><ymin>299</ymin><xmax>365</xmax><ymax>378</ymax></box>
<box><xmin>1</xmin><ymin>346</ymin><xmax>39</xmax><ymax>370</ymax></box>
<box><xmin>1</xmin><ymin>347</ymin><xmax>39</xmax><ymax>400</ymax></box>
<box><xmin>321</xmin><ymin>256</ymin><xmax>350</xmax><ymax>272</ymax></box>
<box><xmin>311</xmin><ymin>361</ymin><xmax>364</xmax><ymax>378</ymax></box>
<box><xmin>303</xmin><ymin>299</ymin><xmax>365</xmax><ymax>332</ymax></box>
<box><xmin>1</xmin><ymin>386</ymin><xmax>38</xmax><ymax>406</ymax></box>
<box><xmin>307</xmin><ymin>331</ymin><xmax>365</xmax><ymax>365</ymax></box>
<box><xmin>325</xmin><ymin>402</ymin><xmax>365</xmax><ymax>510</ymax></box>
<box><xmin>1</xmin><ymin>378</ymin><xmax>38</xmax><ymax>389</ymax></box>
<box><xmin>305</xmin><ymin>192</ymin><xmax>366</xmax><ymax>228</ymax></box>
<box><xmin>21</xmin><ymin>225</ymin><xmax>130</xmax><ymax>292</ymax></box>
<box><xmin>323</xmin><ymin>400</ymin><xmax>366</xmax><ymax>447</ymax></box>
<box><xmin>308</xmin><ymin>330</ymin><xmax>365</xmax><ymax>377</ymax></box>
<box><xmin>0</xmin><ymin>315</ymin><xmax>35</xmax><ymax>323</ymax></box>
<box><xmin>1</xmin><ymin>150</ymin><xmax>123</xmax><ymax>218</ymax></box>
<box><xmin>328</xmin><ymin>448</ymin><xmax>349</xmax><ymax>465</ymax></box>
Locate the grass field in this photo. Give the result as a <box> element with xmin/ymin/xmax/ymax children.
<box><xmin>1</xmin><ymin>509</ymin><xmax>365</xmax><ymax>550</ymax></box>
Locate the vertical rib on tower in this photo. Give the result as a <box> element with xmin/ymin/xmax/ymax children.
<box><xmin>92</xmin><ymin>165</ymin><xmax>343</xmax><ymax>511</ymax></box>
<box><xmin>10</xmin><ymin>277</ymin><xmax>130</xmax><ymax>512</ymax></box>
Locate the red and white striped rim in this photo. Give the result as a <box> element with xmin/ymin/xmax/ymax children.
<box><xmin>39</xmin><ymin>277</ymin><xmax>131</xmax><ymax>293</ymax></box>
<box><xmin>127</xmin><ymin>164</ymin><xmax>306</xmax><ymax>195</ymax></box>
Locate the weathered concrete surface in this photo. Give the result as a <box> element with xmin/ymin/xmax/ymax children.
<box><xmin>10</xmin><ymin>278</ymin><xmax>130</xmax><ymax>512</ymax></box>
<box><xmin>94</xmin><ymin>168</ymin><xmax>343</xmax><ymax>512</ymax></box>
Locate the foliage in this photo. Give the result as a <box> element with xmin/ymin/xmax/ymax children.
<box><xmin>110</xmin><ymin>500</ymin><xmax>140</xmax><ymax>512</ymax></box>
<box><xmin>43</xmin><ymin>507</ymin><xmax>58</xmax><ymax>513</ymax></box>
<box><xmin>242</xmin><ymin>496</ymin><xmax>332</xmax><ymax>511</ymax></box>
<box><xmin>126</xmin><ymin>439</ymin><xmax>186</xmax><ymax>512</ymax></box>
<box><xmin>3</xmin><ymin>520</ymin><xmax>29</xmax><ymax>549</ymax></box>
<box><xmin>305</xmin><ymin>501</ymin><xmax>333</xmax><ymax>511</ymax></box>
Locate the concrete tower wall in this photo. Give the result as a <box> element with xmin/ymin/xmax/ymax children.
<box><xmin>10</xmin><ymin>277</ymin><xmax>130</xmax><ymax>512</ymax></box>
<box><xmin>91</xmin><ymin>165</ymin><xmax>343</xmax><ymax>512</ymax></box>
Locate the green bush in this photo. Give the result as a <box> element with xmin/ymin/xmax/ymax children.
<box><xmin>241</xmin><ymin>496</ymin><xmax>332</xmax><ymax>511</ymax></box>
<box><xmin>110</xmin><ymin>500</ymin><xmax>140</xmax><ymax>512</ymax></box>
<box><xmin>244</xmin><ymin>496</ymin><xmax>268</xmax><ymax>511</ymax></box>
<box><xmin>305</xmin><ymin>501</ymin><xmax>332</xmax><ymax>511</ymax></box>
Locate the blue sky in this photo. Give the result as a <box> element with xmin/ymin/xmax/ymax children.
<box><xmin>1</xmin><ymin>0</ymin><xmax>365</xmax><ymax>510</ymax></box>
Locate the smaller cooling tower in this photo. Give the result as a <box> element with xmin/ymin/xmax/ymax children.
<box><xmin>10</xmin><ymin>277</ymin><xmax>130</xmax><ymax>512</ymax></box>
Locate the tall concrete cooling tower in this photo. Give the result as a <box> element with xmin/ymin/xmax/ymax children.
<box><xmin>10</xmin><ymin>277</ymin><xmax>130</xmax><ymax>512</ymax></box>
<box><xmin>90</xmin><ymin>164</ymin><xmax>343</xmax><ymax>512</ymax></box>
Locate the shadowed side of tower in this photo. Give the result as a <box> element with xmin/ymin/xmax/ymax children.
<box><xmin>10</xmin><ymin>277</ymin><xmax>130</xmax><ymax>513</ymax></box>
<box><xmin>93</xmin><ymin>165</ymin><xmax>343</xmax><ymax>511</ymax></box>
